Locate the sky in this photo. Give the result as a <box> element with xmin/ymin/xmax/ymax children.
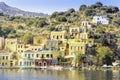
<box><xmin>0</xmin><ymin>0</ymin><xmax>120</xmax><ymax>14</ymax></box>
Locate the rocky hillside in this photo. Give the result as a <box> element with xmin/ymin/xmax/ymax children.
<box><xmin>0</xmin><ymin>2</ymin><xmax>48</xmax><ymax>17</ymax></box>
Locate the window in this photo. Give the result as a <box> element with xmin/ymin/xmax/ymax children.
<box><xmin>11</xmin><ymin>42</ymin><xmax>15</xmax><ymax>44</ymax></box>
<box><xmin>51</xmin><ymin>54</ymin><xmax>53</xmax><ymax>58</ymax></box>
<box><xmin>41</xmin><ymin>54</ymin><xmax>44</xmax><ymax>58</ymax></box>
<box><xmin>46</xmin><ymin>54</ymin><xmax>49</xmax><ymax>58</ymax></box>
<box><xmin>25</xmin><ymin>54</ymin><xmax>27</xmax><ymax>57</ymax></box>
<box><xmin>81</xmin><ymin>47</ymin><xmax>83</xmax><ymax>49</ymax></box>
<box><xmin>32</xmin><ymin>62</ymin><xmax>34</xmax><ymax>65</ymax></box>
<box><xmin>27</xmin><ymin>62</ymin><xmax>29</xmax><ymax>66</ymax></box>
<box><xmin>20</xmin><ymin>61</ymin><xmax>22</xmax><ymax>66</ymax></box>
<box><xmin>30</xmin><ymin>62</ymin><xmax>31</xmax><ymax>66</ymax></box>
<box><xmin>36</xmin><ymin>54</ymin><xmax>39</xmax><ymax>58</ymax></box>
<box><xmin>75</xmin><ymin>29</ymin><xmax>77</xmax><ymax>31</ymax></box>
<box><xmin>97</xmin><ymin>18</ymin><xmax>99</xmax><ymax>20</ymax></box>
<box><xmin>21</xmin><ymin>45</ymin><xmax>23</xmax><ymax>48</ymax></box>
<box><xmin>18</xmin><ymin>45</ymin><xmax>20</xmax><ymax>48</ymax></box>
<box><xmin>32</xmin><ymin>54</ymin><xmax>34</xmax><ymax>57</ymax></box>
<box><xmin>2</xmin><ymin>56</ymin><xmax>4</xmax><ymax>60</ymax></box>
<box><xmin>6</xmin><ymin>56</ymin><xmax>8</xmax><ymax>60</ymax></box>
<box><xmin>24</xmin><ymin>62</ymin><xmax>26</xmax><ymax>65</ymax></box>
<box><xmin>21</xmin><ymin>50</ymin><xmax>23</xmax><ymax>53</ymax></box>
<box><xmin>60</xmin><ymin>35</ymin><xmax>62</xmax><ymax>38</ymax></box>
<box><xmin>28</xmin><ymin>54</ymin><xmax>30</xmax><ymax>58</ymax></box>
<box><xmin>57</xmin><ymin>36</ymin><xmax>59</xmax><ymax>39</ymax></box>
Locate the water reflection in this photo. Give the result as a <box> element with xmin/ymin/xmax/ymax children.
<box><xmin>0</xmin><ymin>69</ymin><xmax>120</xmax><ymax>80</ymax></box>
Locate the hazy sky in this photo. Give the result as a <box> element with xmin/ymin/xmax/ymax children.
<box><xmin>0</xmin><ymin>0</ymin><xmax>120</xmax><ymax>14</ymax></box>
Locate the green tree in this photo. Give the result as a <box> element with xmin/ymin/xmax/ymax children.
<box><xmin>58</xmin><ymin>12</ymin><xmax>65</xmax><ymax>15</ymax></box>
<box><xmin>56</xmin><ymin>16</ymin><xmax>67</xmax><ymax>22</ymax></box>
<box><xmin>65</xmin><ymin>12</ymin><xmax>71</xmax><ymax>17</ymax></box>
<box><xmin>22</xmin><ymin>33</ymin><xmax>34</xmax><ymax>44</ymax></box>
<box><xmin>35</xmin><ymin>20</ymin><xmax>47</xmax><ymax>28</ymax></box>
<box><xmin>68</xmin><ymin>8</ymin><xmax>75</xmax><ymax>13</ymax></box>
<box><xmin>96</xmin><ymin>46</ymin><xmax>113</xmax><ymax>65</ymax></box>
<box><xmin>79</xmin><ymin>5</ymin><xmax>87</xmax><ymax>11</ymax></box>
<box><xmin>1</xmin><ymin>26</ymin><xmax>15</xmax><ymax>38</ymax></box>
<box><xmin>84</xmin><ymin>9</ymin><xmax>96</xmax><ymax>16</ymax></box>
<box><xmin>106</xmin><ymin>6</ymin><xmax>119</xmax><ymax>13</ymax></box>
<box><xmin>50</xmin><ymin>11</ymin><xmax>58</xmax><ymax>18</ymax></box>
<box><xmin>50</xmin><ymin>26</ymin><xmax>55</xmax><ymax>31</ymax></box>
<box><xmin>95</xmin><ymin>2</ymin><xmax>103</xmax><ymax>7</ymax></box>
<box><xmin>91</xmin><ymin>2</ymin><xmax>103</xmax><ymax>9</ymax></box>
<box><xmin>57</xmin><ymin>55</ymin><xmax>66</xmax><ymax>64</ymax></box>
<box><xmin>76</xmin><ymin>54</ymin><xmax>86</xmax><ymax>66</ymax></box>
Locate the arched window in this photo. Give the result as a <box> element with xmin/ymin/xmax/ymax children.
<box><xmin>43</xmin><ymin>62</ymin><xmax>47</xmax><ymax>66</ymax></box>
<box><xmin>51</xmin><ymin>54</ymin><xmax>53</xmax><ymax>58</ymax></box>
<box><xmin>20</xmin><ymin>61</ymin><xmax>22</xmax><ymax>66</ymax></box>
<box><xmin>39</xmin><ymin>62</ymin><xmax>42</xmax><ymax>66</ymax></box>
<box><xmin>57</xmin><ymin>36</ymin><xmax>59</xmax><ymax>39</ymax></box>
<box><xmin>46</xmin><ymin>54</ymin><xmax>49</xmax><ymax>58</ymax></box>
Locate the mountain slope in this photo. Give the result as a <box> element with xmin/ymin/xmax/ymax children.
<box><xmin>0</xmin><ymin>2</ymin><xmax>48</xmax><ymax>17</ymax></box>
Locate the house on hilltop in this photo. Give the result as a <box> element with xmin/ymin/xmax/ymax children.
<box><xmin>92</xmin><ymin>15</ymin><xmax>109</xmax><ymax>24</ymax></box>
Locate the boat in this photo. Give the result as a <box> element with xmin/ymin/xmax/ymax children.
<box><xmin>49</xmin><ymin>65</ymin><xmax>64</xmax><ymax>71</ymax></box>
<box><xmin>40</xmin><ymin>66</ymin><xmax>48</xmax><ymax>70</ymax></box>
<box><xmin>20</xmin><ymin>66</ymin><xmax>27</xmax><ymax>70</ymax></box>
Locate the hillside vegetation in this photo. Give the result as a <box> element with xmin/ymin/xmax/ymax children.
<box><xmin>0</xmin><ymin>2</ymin><xmax>119</xmax><ymax>38</ymax></box>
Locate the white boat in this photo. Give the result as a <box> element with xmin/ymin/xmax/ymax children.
<box><xmin>20</xmin><ymin>66</ymin><xmax>27</xmax><ymax>70</ymax></box>
<box><xmin>49</xmin><ymin>65</ymin><xmax>64</xmax><ymax>70</ymax></box>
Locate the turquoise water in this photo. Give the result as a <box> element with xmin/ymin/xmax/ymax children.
<box><xmin>0</xmin><ymin>69</ymin><xmax>120</xmax><ymax>80</ymax></box>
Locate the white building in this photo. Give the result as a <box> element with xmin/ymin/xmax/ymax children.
<box><xmin>92</xmin><ymin>15</ymin><xmax>109</xmax><ymax>24</ymax></box>
<box><xmin>18</xmin><ymin>50</ymin><xmax>36</xmax><ymax>68</ymax></box>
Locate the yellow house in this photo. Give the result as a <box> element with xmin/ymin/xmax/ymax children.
<box><xmin>5</xmin><ymin>38</ymin><xmax>18</xmax><ymax>52</ymax></box>
<box><xmin>51</xmin><ymin>31</ymin><xmax>67</xmax><ymax>40</ymax></box>
<box><xmin>68</xmin><ymin>39</ymin><xmax>86</xmax><ymax>56</ymax></box>
<box><xmin>33</xmin><ymin>34</ymin><xmax>48</xmax><ymax>45</ymax></box>
<box><xmin>69</xmin><ymin>26</ymin><xmax>80</xmax><ymax>38</ymax></box>
<box><xmin>5</xmin><ymin>38</ymin><xmax>44</xmax><ymax>54</ymax></box>
<box><xmin>0</xmin><ymin>51</ymin><xmax>18</xmax><ymax>68</ymax></box>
